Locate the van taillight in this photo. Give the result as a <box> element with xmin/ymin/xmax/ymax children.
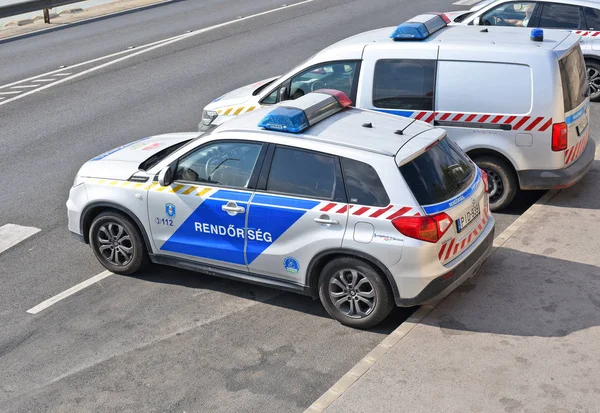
<box><xmin>392</xmin><ymin>213</ymin><xmax>453</xmax><ymax>243</ymax></box>
<box><xmin>481</xmin><ymin>169</ymin><xmax>489</xmax><ymax>193</ymax></box>
<box><xmin>552</xmin><ymin>123</ymin><xmax>568</xmax><ymax>151</ymax></box>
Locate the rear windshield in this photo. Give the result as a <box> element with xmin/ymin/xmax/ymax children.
<box><xmin>559</xmin><ymin>47</ymin><xmax>588</xmax><ymax>113</ymax></box>
<box><xmin>399</xmin><ymin>137</ymin><xmax>475</xmax><ymax>206</ymax></box>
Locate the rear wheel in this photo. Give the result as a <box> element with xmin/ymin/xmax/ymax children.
<box><xmin>473</xmin><ymin>156</ymin><xmax>518</xmax><ymax>212</ymax></box>
<box><xmin>89</xmin><ymin>211</ymin><xmax>148</xmax><ymax>275</ymax></box>
<box><xmin>318</xmin><ymin>257</ymin><xmax>394</xmax><ymax>329</ymax></box>
<box><xmin>586</xmin><ymin>60</ymin><xmax>600</xmax><ymax>102</ymax></box>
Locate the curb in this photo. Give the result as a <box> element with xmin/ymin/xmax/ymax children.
<box><xmin>304</xmin><ymin>188</ymin><xmax>562</xmax><ymax>413</ymax></box>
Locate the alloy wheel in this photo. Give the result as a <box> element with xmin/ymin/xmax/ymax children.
<box><xmin>97</xmin><ymin>222</ymin><xmax>134</xmax><ymax>266</ymax></box>
<box><xmin>328</xmin><ymin>269</ymin><xmax>377</xmax><ymax>318</ymax></box>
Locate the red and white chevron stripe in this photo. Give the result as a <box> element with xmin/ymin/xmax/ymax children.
<box><xmin>409</xmin><ymin>111</ymin><xmax>552</xmax><ymax>132</ymax></box>
<box><xmin>574</xmin><ymin>30</ymin><xmax>600</xmax><ymax>37</ymax></box>
<box><xmin>318</xmin><ymin>203</ymin><xmax>419</xmax><ymax>219</ymax></box>
<box><xmin>438</xmin><ymin>213</ymin><xmax>489</xmax><ymax>263</ymax></box>
<box><xmin>564</xmin><ymin>133</ymin><xmax>589</xmax><ymax>165</ymax></box>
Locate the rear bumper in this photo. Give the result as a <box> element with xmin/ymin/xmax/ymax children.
<box><xmin>518</xmin><ymin>139</ymin><xmax>596</xmax><ymax>190</ymax></box>
<box><xmin>396</xmin><ymin>219</ymin><xmax>494</xmax><ymax>307</ymax></box>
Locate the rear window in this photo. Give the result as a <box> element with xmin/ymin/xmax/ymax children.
<box><xmin>584</xmin><ymin>7</ymin><xmax>600</xmax><ymax>29</ymax></box>
<box><xmin>399</xmin><ymin>138</ymin><xmax>475</xmax><ymax>206</ymax></box>
<box><xmin>341</xmin><ymin>158</ymin><xmax>389</xmax><ymax>207</ymax></box>
<box><xmin>559</xmin><ymin>47</ymin><xmax>588</xmax><ymax>113</ymax></box>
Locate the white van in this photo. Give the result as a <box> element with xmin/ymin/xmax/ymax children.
<box><xmin>200</xmin><ymin>14</ymin><xmax>596</xmax><ymax>211</ymax></box>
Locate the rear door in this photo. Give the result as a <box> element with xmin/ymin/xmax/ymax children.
<box><xmin>398</xmin><ymin>137</ymin><xmax>489</xmax><ymax>263</ymax></box>
<box><xmin>246</xmin><ymin>145</ymin><xmax>348</xmax><ymax>284</ymax></box>
<box><xmin>358</xmin><ymin>45</ymin><xmax>438</xmax><ymax>124</ymax></box>
<box><xmin>559</xmin><ymin>46</ymin><xmax>590</xmax><ymax>167</ymax></box>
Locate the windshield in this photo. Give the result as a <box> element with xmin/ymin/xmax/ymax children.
<box><xmin>139</xmin><ymin>140</ymin><xmax>193</xmax><ymax>171</ymax></box>
<box><xmin>399</xmin><ymin>137</ymin><xmax>476</xmax><ymax>206</ymax></box>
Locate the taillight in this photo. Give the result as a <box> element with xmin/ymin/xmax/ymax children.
<box><xmin>481</xmin><ymin>169</ymin><xmax>489</xmax><ymax>193</ymax></box>
<box><xmin>552</xmin><ymin>122</ymin><xmax>568</xmax><ymax>151</ymax></box>
<box><xmin>392</xmin><ymin>213</ymin><xmax>453</xmax><ymax>243</ymax></box>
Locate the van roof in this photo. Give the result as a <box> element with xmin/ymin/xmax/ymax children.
<box><xmin>308</xmin><ymin>25</ymin><xmax>579</xmax><ymax>63</ymax></box>
<box><xmin>213</xmin><ymin>105</ymin><xmax>442</xmax><ymax>157</ymax></box>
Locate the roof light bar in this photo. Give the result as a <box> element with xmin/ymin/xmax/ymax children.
<box><xmin>258</xmin><ymin>90</ymin><xmax>352</xmax><ymax>133</ymax></box>
<box><xmin>391</xmin><ymin>13</ymin><xmax>448</xmax><ymax>41</ymax></box>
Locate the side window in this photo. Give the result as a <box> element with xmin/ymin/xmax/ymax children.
<box><xmin>175</xmin><ymin>141</ymin><xmax>263</xmax><ymax>189</ymax></box>
<box><xmin>266</xmin><ymin>147</ymin><xmax>336</xmax><ymax>199</ymax></box>
<box><xmin>539</xmin><ymin>3</ymin><xmax>582</xmax><ymax>29</ymax></box>
<box><xmin>480</xmin><ymin>2</ymin><xmax>537</xmax><ymax>27</ymax></box>
<box><xmin>341</xmin><ymin>158</ymin><xmax>390</xmax><ymax>207</ymax></box>
<box><xmin>288</xmin><ymin>61</ymin><xmax>358</xmax><ymax>103</ymax></box>
<box><xmin>584</xmin><ymin>7</ymin><xmax>600</xmax><ymax>29</ymax></box>
<box><xmin>372</xmin><ymin>59</ymin><xmax>435</xmax><ymax>111</ymax></box>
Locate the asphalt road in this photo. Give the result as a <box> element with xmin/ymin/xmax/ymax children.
<box><xmin>0</xmin><ymin>0</ymin><xmax>596</xmax><ymax>411</ymax></box>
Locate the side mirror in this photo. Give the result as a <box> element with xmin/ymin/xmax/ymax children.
<box><xmin>279</xmin><ymin>86</ymin><xmax>288</xmax><ymax>101</ymax></box>
<box><xmin>158</xmin><ymin>166</ymin><xmax>173</xmax><ymax>187</ymax></box>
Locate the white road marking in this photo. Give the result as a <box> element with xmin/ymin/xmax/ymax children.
<box><xmin>52</xmin><ymin>73</ymin><xmax>72</xmax><ymax>76</ymax></box>
<box><xmin>26</xmin><ymin>271</ymin><xmax>113</xmax><ymax>315</ymax></box>
<box><xmin>0</xmin><ymin>224</ymin><xmax>41</xmax><ymax>254</ymax></box>
<box><xmin>0</xmin><ymin>91</ymin><xmax>21</xmax><ymax>95</ymax></box>
<box><xmin>32</xmin><ymin>79</ymin><xmax>57</xmax><ymax>82</ymax></box>
<box><xmin>11</xmin><ymin>85</ymin><xmax>37</xmax><ymax>89</ymax></box>
<box><xmin>0</xmin><ymin>0</ymin><xmax>314</xmax><ymax>106</ymax></box>
<box><xmin>453</xmin><ymin>0</ymin><xmax>480</xmax><ymax>5</ymax></box>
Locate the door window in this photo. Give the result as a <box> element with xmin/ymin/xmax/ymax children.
<box><xmin>287</xmin><ymin>61</ymin><xmax>359</xmax><ymax>102</ymax></box>
<box><xmin>372</xmin><ymin>59</ymin><xmax>436</xmax><ymax>111</ymax></box>
<box><xmin>341</xmin><ymin>158</ymin><xmax>389</xmax><ymax>206</ymax></box>
<box><xmin>539</xmin><ymin>3</ymin><xmax>582</xmax><ymax>29</ymax></box>
<box><xmin>175</xmin><ymin>141</ymin><xmax>262</xmax><ymax>189</ymax></box>
<box><xmin>480</xmin><ymin>2</ymin><xmax>537</xmax><ymax>27</ymax></box>
<box><xmin>584</xmin><ymin>7</ymin><xmax>600</xmax><ymax>29</ymax></box>
<box><xmin>266</xmin><ymin>147</ymin><xmax>336</xmax><ymax>199</ymax></box>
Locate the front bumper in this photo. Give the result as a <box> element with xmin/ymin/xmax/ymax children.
<box><xmin>518</xmin><ymin>139</ymin><xmax>596</xmax><ymax>190</ymax></box>
<box><xmin>396</xmin><ymin>220</ymin><xmax>495</xmax><ymax>307</ymax></box>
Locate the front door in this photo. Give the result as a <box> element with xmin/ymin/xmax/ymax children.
<box><xmin>247</xmin><ymin>145</ymin><xmax>348</xmax><ymax>284</ymax></box>
<box><xmin>148</xmin><ymin>140</ymin><xmax>265</xmax><ymax>271</ymax></box>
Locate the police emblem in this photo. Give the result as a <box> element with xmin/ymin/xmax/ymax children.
<box><xmin>165</xmin><ymin>203</ymin><xmax>176</xmax><ymax>218</ymax></box>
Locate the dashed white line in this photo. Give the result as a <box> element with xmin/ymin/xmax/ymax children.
<box><xmin>0</xmin><ymin>224</ymin><xmax>41</xmax><ymax>255</ymax></box>
<box><xmin>11</xmin><ymin>85</ymin><xmax>37</xmax><ymax>89</ymax></box>
<box><xmin>0</xmin><ymin>91</ymin><xmax>21</xmax><ymax>95</ymax></box>
<box><xmin>32</xmin><ymin>79</ymin><xmax>57</xmax><ymax>83</ymax></box>
<box><xmin>53</xmin><ymin>73</ymin><xmax>72</xmax><ymax>77</ymax></box>
<box><xmin>26</xmin><ymin>271</ymin><xmax>113</xmax><ymax>315</ymax></box>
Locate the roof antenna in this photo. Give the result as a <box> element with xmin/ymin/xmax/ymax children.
<box><xmin>395</xmin><ymin>117</ymin><xmax>420</xmax><ymax>136</ymax></box>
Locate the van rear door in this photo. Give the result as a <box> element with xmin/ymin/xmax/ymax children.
<box><xmin>559</xmin><ymin>46</ymin><xmax>590</xmax><ymax>167</ymax></box>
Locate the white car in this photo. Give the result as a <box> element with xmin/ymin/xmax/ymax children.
<box><xmin>446</xmin><ymin>0</ymin><xmax>600</xmax><ymax>100</ymax></box>
<box><xmin>68</xmin><ymin>91</ymin><xmax>494</xmax><ymax>328</ymax></box>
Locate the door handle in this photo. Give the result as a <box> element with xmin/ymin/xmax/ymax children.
<box><xmin>314</xmin><ymin>217</ymin><xmax>339</xmax><ymax>225</ymax></box>
<box><xmin>222</xmin><ymin>204</ymin><xmax>245</xmax><ymax>213</ymax></box>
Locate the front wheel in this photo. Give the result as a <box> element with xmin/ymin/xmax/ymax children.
<box><xmin>318</xmin><ymin>257</ymin><xmax>394</xmax><ymax>329</ymax></box>
<box><xmin>586</xmin><ymin>60</ymin><xmax>600</xmax><ymax>102</ymax></box>
<box><xmin>473</xmin><ymin>156</ymin><xmax>519</xmax><ymax>212</ymax></box>
<box><xmin>89</xmin><ymin>211</ymin><xmax>148</xmax><ymax>275</ymax></box>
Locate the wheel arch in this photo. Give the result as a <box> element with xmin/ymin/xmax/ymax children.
<box><xmin>305</xmin><ymin>248</ymin><xmax>401</xmax><ymax>305</ymax></box>
<box><xmin>80</xmin><ymin>202</ymin><xmax>154</xmax><ymax>253</ymax></box>
<box><xmin>467</xmin><ymin>148</ymin><xmax>519</xmax><ymax>182</ymax></box>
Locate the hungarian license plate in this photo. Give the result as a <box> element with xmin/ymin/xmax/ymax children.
<box><xmin>577</xmin><ymin>115</ymin><xmax>588</xmax><ymax>136</ymax></box>
<box><xmin>456</xmin><ymin>199</ymin><xmax>481</xmax><ymax>233</ymax></box>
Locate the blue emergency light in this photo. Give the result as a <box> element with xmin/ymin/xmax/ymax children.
<box><xmin>530</xmin><ymin>28</ymin><xmax>544</xmax><ymax>42</ymax></box>
<box><xmin>391</xmin><ymin>13</ymin><xmax>449</xmax><ymax>41</ymax></box>
<box><xmin>258</xmin><ymin>89</ymin><xmax>352</xmax><ymax>133</ymax></box>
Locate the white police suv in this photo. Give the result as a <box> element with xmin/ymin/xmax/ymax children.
<box><xmin>68</xmin><ymin>91</ymin><xmax>494</xmax><ymax>328</ymax></box>
<box><xmin>200</xmin><ymin>14</ymin><xmax>595</xmax><ymax>212</ymax></box>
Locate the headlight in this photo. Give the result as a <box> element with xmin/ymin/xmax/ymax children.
<box><xmin>72</xmin><ymin>176</ymin><xmax>85</xmax><ymax>188</ymax></box>
<box><xmin>201</xmin><ymin>110</ymin><xmax>218</xmax><ymax>126</ymax></box>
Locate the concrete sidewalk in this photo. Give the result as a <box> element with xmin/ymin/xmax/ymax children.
<box><xmin>312</xmin><ymin>153</ymin><xmax>600</xmax><ymax>413</ymax></box>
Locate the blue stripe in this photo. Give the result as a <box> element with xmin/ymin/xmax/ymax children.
<box><xmin>422</xmin><ymin>169</ymin><xmax>481</xmax><ymax>214</ymax></box>
<box><xmin>374</xmin><ymin>109</ymin><xmax>414</xmax><ymax>118</ymax></box>
<box><xmin>210</xmin><ymin>190</ymin><xmax>252</xmax><ymax>203</ymax></box>
<box><xmin>251</xmin><ymin>194</ymin><xmax>320</xmax><ymax>210</ymax></box>
<box><xmin>565</xmin><ymin>99</ymin><xmax>590</xmax><ymax>125</ymax></box>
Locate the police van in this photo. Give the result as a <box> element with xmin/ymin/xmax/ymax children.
<box><xmin>68</xmin><ymin>91</ymin><xmax>494</xmax><ymax>328</ymax></box>
<box><xmin>200</xmin><ymin>14</ymin><xmax>596</xmax><ymax>211</ymax></box>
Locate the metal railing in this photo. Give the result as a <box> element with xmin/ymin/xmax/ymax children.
<box><xmin>0</xmin><ymin>0</ymin><xmax>84</xmax><ymax>23</ymax></box>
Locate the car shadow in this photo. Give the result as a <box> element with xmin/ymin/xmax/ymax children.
<box><xmin>130</xmin><ymin>264</ymin><xmax>415</xmax><ymax>334</ymax></box>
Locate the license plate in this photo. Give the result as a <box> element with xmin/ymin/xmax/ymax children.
<box><xmin>456</xmin><ymin>200</ymin><xmax>481</xmax><ymax>233</ymax></box>
<box><xmin>577</xmin><ymin>116</ymin><xmax>588</xmax><ymax>136</ymax></box>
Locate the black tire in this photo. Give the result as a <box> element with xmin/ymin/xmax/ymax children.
<box><xmin>89</xmin><ymin>211</ymin><xmax>148</xmax><ymax>275</ymax></box>
<box><xmin>473</xmin><ymin>156</ymin><xmax>519</xmax><ymax>212</ymax></box>
<box><xmin>318</xmin><ymin>257</ymin><xmax>394</xmax><ymax>329</ymax></box>
<box><xmin>586</xmin><ymin>59</ymin><xmax>600</xmax><ymax>102</ymax></box>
